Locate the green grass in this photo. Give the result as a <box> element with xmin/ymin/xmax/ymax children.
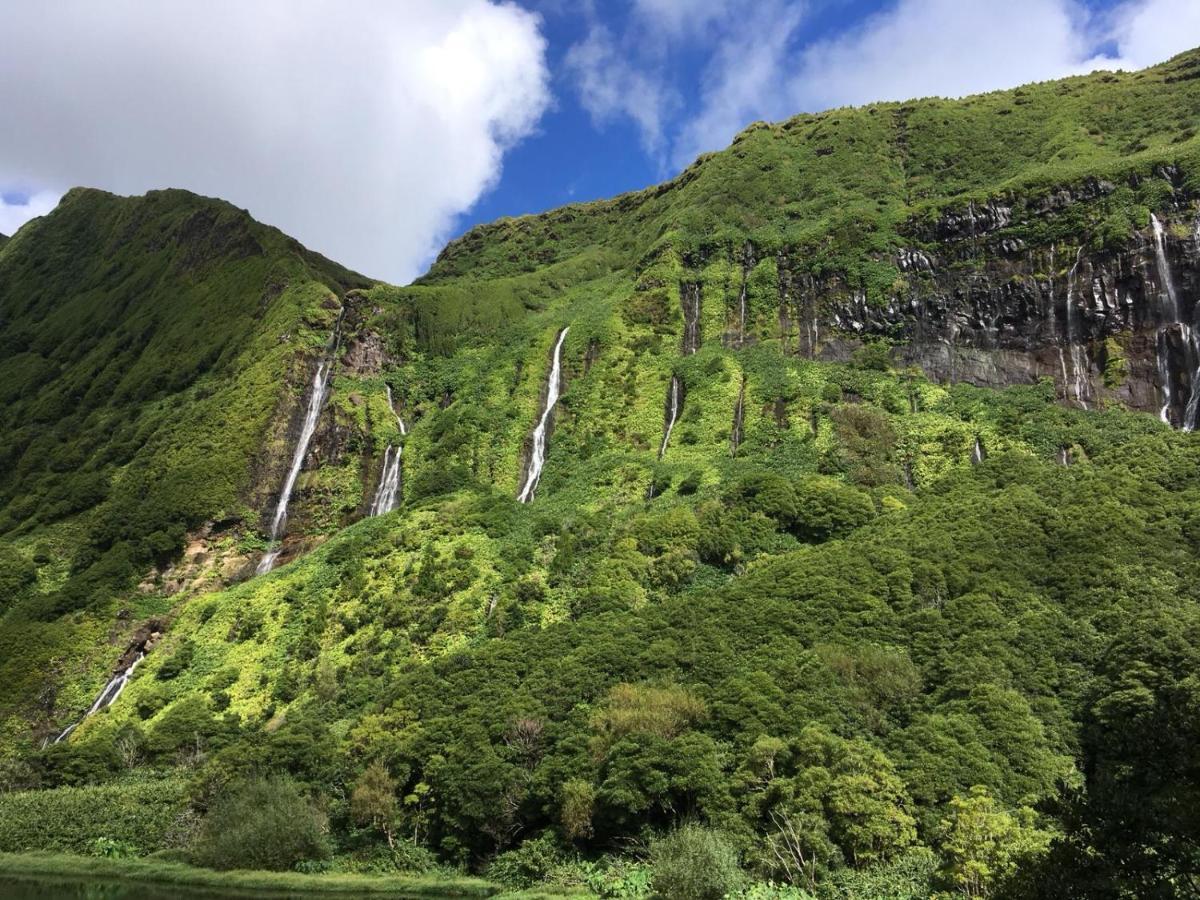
<box><xmin>0</xmin><ymin>852</ymin><xmax>498</xmax><ymax>897</ymax></box>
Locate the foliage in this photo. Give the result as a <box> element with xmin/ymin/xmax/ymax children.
<box><xmin>191</xmin><ymin>776</ymin><xmax>330</xmax><ymax>872</ymax></box>
<box><xmin>934</xmin><ymin>787</ymin><xmax>1050</xmax><ymax>899</ymax></box>
<box><xmin>0</xmin><ymin>778</ymin><xmax>190</xmax><ymax>855</ymax></box>
<box><xmin>649</xmin><ymin>823</ymin><xmax>744</xmax><ymax>900</ymax></box>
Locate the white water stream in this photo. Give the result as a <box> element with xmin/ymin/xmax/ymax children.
<box><xmin>517</xmin><ymin>327</ymin><xmax>569</xmax><ymax>503</ymax></box>
<box><xmin>257</xmin><ymin>316</ymin><xmax>342</xmax><ymax>574</ymax></box>
<box><xmin>369</xmin><ymin>385</ymin><xmax>407</xmax><ymax>516</ymax></box>
<box><xmin>659</xmin><ymin>375</ymin><xmax>682</xmax><ymax>459</ymax></box>
<box><xmin>54</xmin><ymin>652</ymin><xmax>145</xmax><ymax>744</ymax></box>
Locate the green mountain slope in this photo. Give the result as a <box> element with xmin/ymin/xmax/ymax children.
<box><xmin>2</xmin><ymin>50</ymin><xmax>1200</xmax><ymax>899</ymax></box>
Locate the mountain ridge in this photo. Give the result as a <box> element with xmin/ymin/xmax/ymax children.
<box><xmin>0</xmin><ymin>47</ymin><xmax>1199</xmax><ymax>897</ymax></box>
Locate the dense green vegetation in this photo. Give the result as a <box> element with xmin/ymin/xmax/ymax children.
<box><xmin>2</xmin><ymin>48</ymin><xmax>1200</xmax><ymax>900</ymax></box>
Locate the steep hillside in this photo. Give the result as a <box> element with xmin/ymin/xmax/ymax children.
<box><xmin>2</xmin><ymin>49</ymin><xmax>1200</xmax><ymax>899</ymax></box>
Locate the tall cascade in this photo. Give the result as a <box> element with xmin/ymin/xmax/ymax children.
<box><xmin>681</xmin><ymin>282</ymin><xmax>701</xmax><ymax>355</ymax></box>
<box><xmin>53</xmin><ymin>651</ymin><xmax>146</xmax><ymax>744</ymax></box>
<box><xmin>1150</xmin><ymin>213</ymin><xmax>1200</xmax><ymax>430</ymax></box>
<box><xmin>730</xmin><ymin>377</ymin><xmax>746</xmax><ymax>457</ymax></box>
<box><xmin>517</xmin><ymin>327</ymin><xmax>570</xmax><ymax>503</ymax></box>
<box><xmin>257</xmin><ymin>314</ymin><xmax>343</xmax><ymax>574</ymax></box>
<box><xmin>369</xmin><ymin>385</ymin><xmax>407</xmax><ymax>516</ymax></box>
<box><xmin>1064</xmin><ymin>247</ymin><xmax>1090</xmax><ymax>408</ymax></box>
<box><xmin>659</xmin><ymin>375</ymin><xmax>682</xmax><ymax>459</ymax></box>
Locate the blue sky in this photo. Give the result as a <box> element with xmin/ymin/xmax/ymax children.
<box><xmin>1</xmin><ymin>0</ymin><xmax>1198</xmax><ymax>281</ymax></box>
<box><xmin>459</xmin><ymin>0</ymin><xmax>1170</xmax><ymax>233</ymax></box>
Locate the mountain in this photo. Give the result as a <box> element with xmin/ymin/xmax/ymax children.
<box><xmin>2</xmin><ymin>50</ymin><xmax>1200</xmax><ymax>897</ymax></box>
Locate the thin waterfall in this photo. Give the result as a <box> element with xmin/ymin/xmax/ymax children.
<box><xmin>730</xmin><ymin>377</ymin><xmax>746</xmax><ymax>457</ymax></box>
<box><xmin>517</xmin><ymin>327</ymin><xmax>569</xmax><ymax>503</ymax></box>
<box><xmin>369</xmin><ymin>385</ymin><xmax>407</xmax><ymax>516</ymax></box>
<box><xmin>54</xmin><ymin>652</ymin><xmax>145</xmax><ymax>744</ymax></box>
<box><xmin>970</xmin><ymin>436</ymin><xmax>985</xmax><ymax>465</ymax></box>
<box><xmin>1149</xmin><ymin>213</ymin><xmax>1200</xmax><ymax>427</ymax></box>
<box><xmin>681</xmin><ymin>283</ymin><xmax>701</xmax><ymax>355</ymax></box>
<box><xmin>737</xmin><ymin>277</ymin><xmax>748</xmax><ymax>348</ymax></box>
<box><xmin>1064</xmin><ymin>247</ymin><xmax>1089</xmax><ymax>408</ymax></box>
<box><xmin>257</xmin><ymin>314</ymin><xmax>343</xmax><ymax>574</ymax></box>
<box><xmin>659</xmin><ymin>375</ymin><xmax>682</xmax><ymax>459</ymax></box>
<box><xmin>1151</xmin><ymin>213</ymin><xmax>1180</xmax><ymax>320</ymax></box>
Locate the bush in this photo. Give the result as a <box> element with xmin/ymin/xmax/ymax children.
<box><xmin>0</xmin><ymin>778</ymin><xmax>190</xmax><ymax>855</ymax></box>
<box><xmin>650</xmin><ymin>823</ymin><xmax>743</xmax><ymax>900</ymax></box>
<box><xmin>191</xmin><ymin>776</ymin><xmax>330</xmax><ymax>871</ymax></box>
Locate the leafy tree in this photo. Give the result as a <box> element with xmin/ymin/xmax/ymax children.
<box><xmin>935</xmin><ymin>786</ymin><xmax>1050</xmax><ymax>899</ymax></box>
<box><xmin>352</xmin><ymin>760</ymin><xmax>399</xmax><ymax>847</ymax></box>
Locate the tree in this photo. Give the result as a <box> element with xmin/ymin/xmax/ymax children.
<box><xmin>352</xmin><ymin>760</ymin><xmax>399</xmax><ymax>847</ymax></box>
<box><xmin>936</xmin><ymin>786</ymin><xmax>1049</xmax><ymax>899</ymax></box>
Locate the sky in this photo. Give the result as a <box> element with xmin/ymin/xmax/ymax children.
<box><xmin>1</xmin><ymin>0</ymin><xmax>1198</xmax><ymax>284</ymax></box>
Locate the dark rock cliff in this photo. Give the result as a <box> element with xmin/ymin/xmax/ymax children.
<box><xmin>712</xmin><ymin>174</ymin><xmax>1200</xmax><ymax>427</ymax></box>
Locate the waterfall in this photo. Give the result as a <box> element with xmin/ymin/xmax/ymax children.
<box><xmin>730</xmin><ymin>378</ymin><xmax>746</xmax><ymax>457</ymax></box>
<box><xmin>970</xmin><ymin>436</ymin><xmax>985</xmax><ymax>465</ymax></box>
<box><xmin>659</xmin><ymin>375</ymin><xmax>682</xmax><ymax>459</ymax></box>
<box><xmin>681</xmin><ymin>283</ymin><xmax>701</xmax><ymax>355</ymax></box>
<box><xmin>1151</xmin><ymin>214</ymin><xmax>1180</xmax><ymax>320</ymax></box>
<box><xmin>737</xmin><ymin>278</ymin><xmax>748</xmax><ymax>348</ymax></box>
<box><xmin>1149</xmin><ymin>213</ymin><xmax>1200</xmax><ymax>428</ymax></box>
<box><xmin>517</xmin><ymin>327</ymin><xmax>569</xmax><ymax>503</ymax></box>
<box><xmin>54</xmin><ymin>652</ymin><xmax>145</xmax><ymax>744</ymax></box>
<box><xmin>1064</xmin><ymin>247</ymin><xmax>1089</xmax><ymax>408</ymax></box>
<box><xmin>257</xmin><ymin>314</ymin><xmax>342</xmax><ymax>574</ymax></box>
<box><xmin>369</xmin><ymin>385</ymin><xmax>407</xmax><ymax>516</ymax></box>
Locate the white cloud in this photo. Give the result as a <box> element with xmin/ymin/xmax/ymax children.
<box><xmin>670</xmin><ymin>1</ymin><xmax>806</xmax><ymax>168</ymax></box>
<box><xmin>630</xmin><ymin>0</ymin><xmax>743</xmax><ymax>38</ymax></box>
<box><xmin>787</xmin><ymin>0</ymin><xmax>1096</xmax><ymax>112</ymax></box>
<box><xmin>564</xmin><ymin>24</ymin><xmax>678</xmax><ymax>158</ymax></box>
<box><xmin>1106</xmin><ymin>0</ymin><xmax>1200</xmax><ymax>69</ymax></box>
<box><xmin>576</xmin><ymin>0</ymin><xmax>1200</xmax><ymax>173</ymax></box>
<box><xmin>0</xmin><ymin>190</ymin><xmax>62</xmax><ymax>238</ymax></box>
<box><xmin>0</xmin><ymin>1</ymin><xmax>550</xmax><ymax>282</ymax></box>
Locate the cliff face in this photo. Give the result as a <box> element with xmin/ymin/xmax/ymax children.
<box><xmin>693</xmin><ymin>175</ymin><xmax>1200</xmax><ymax>426</ymax></box>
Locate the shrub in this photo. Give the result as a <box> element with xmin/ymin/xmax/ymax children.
<box><xmin>0</xmin><ymin>778</ymin><xmax>190</xmax><ymax>855</ymax></box>
<box><xmin>650</xmin><ymin>823</ymin><xmax>744</xmax><ymax>900</ymax></box>
<box><xmin>191</xmin><ymin>776</ymin><xmax>330</xmax><ymax>871</ymax></box>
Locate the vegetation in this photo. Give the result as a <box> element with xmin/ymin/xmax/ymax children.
<box><xmin>2</xmin><ymin>47</ymin><xmax>1200</xmax><ymax>898</ymax></box>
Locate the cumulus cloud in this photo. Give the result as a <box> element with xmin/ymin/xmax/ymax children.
<box><xmin>1106</xmin><ymin>0</ymin><xmax>1200</xmax><ymax>69</ymax></box>
<box><xmin>0</xmin><ymin>1</ymin><xmax>550</xmax><ymax>282</ymax></box>
<box><xmin>670</xmin><ymin>0</ymin><xmax>806</xmax><ymax>169</ymax></box>
<box><xmin>564</xmin><ymin>24</ymin><xmax>678</xmax><ymax>157</ymax></box>
<box><xmin>575</xmin><ymin>0</ymin><xmax>1200</xmax><ymax>172</ymax></box>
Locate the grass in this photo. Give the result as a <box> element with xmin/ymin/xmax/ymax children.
<box><xmin>0</xmin><ymin>852</ymin><xmax>500</xmax><ymax>898</ymax></box>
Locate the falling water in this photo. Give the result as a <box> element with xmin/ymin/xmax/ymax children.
<box><xmin>258</xmin><ymin>315</ymin><xmax>342</xmax><ymax>574</ymax></box>
<box><xmin>369</xmin><ymin>386</ymin><xmax>407</xmax><ymax>516</ymax></box>
<box><xmin>730</xmin><ymin>378</ymin><xmax>746</xmax><ymax>457</ymax></box>
<box><xmin>1150</xmin><ymin>213</ymin><xmax>1200</xmax><ymax>430</ymax></box>
<box><xmin>659</xmin><ymin>375</ymin><xmax>682</xmax><ymax>459</ymax></box>
<box><xmin>737</xmin><ymin>278</ymin><xmax>748</xmax><ymax>348</ymax></box>
<box><xmin>970</xmin><ymin>436</ymin><xmax>985</xmax><ymax>465</ymax></box>
<box><xmin>681</xmin><ymin>283</ymin><xmax>701</xmax><ymax>355</ymax></box>
<box><xmin>1064</xmin><ymin>247</ymin><xmax>1089</xmax><ymax>409</ymax></box>
<box><xmin>517</xmin><ymin>327</ymin><xmax>569</xmax><ymax>503</ymax></box>
<box><xmin>1151</xmin><ymin>214</ymin><xmax>1180</xmax><ymax>320</ymax></box>
<box><xmin>54</xmin><ymin>652</ymin><xmax>145</xmax><ymax>744</ymax></box>
<box><xmin>1149</xmin><ymin>213</ymin><xmax>1200</xmax><ymax>427</ymax></box>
